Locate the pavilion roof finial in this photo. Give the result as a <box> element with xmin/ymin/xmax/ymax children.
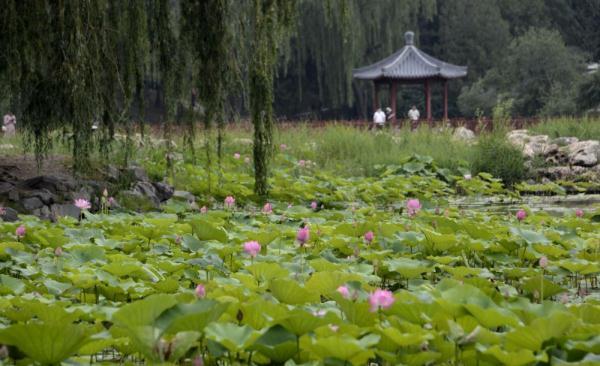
<box><xmin>404</xmin><ymin>31</ymin><xmax>415</xmax><ymax>46</ymax></box>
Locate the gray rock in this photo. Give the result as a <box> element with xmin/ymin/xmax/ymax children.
<box><xmin>172</xmin><ymin>190</ymin><xmax>196</xmax><ymax>203</ymax></box>
<box><xmin>153</xmin><ymin>182</ymin><xmax>174</xmax><ymax>202</ymax></box>
<box><xmin>539</xmin><ymin>166</ymin><xmax>588</xmax><ymax>180</ymax></box>
<box><xmin>50</xmin><ymin>203</ymin><xmax>81</xmax><ymax>220</ymax></box>
<box><xmin>22</xmin><ymin>196</ymin><xmax>44</xmax><ymax>211</ymax></box>
<box><xmin>133</xmin><ymin>181</ymin><xmax>158</xmax><ymax>198</ymax></box>
<box><xmin>117</xmin><ymin>190</ymin><xmax>160</xmax><ymax>211</ymax></box>
<box><xmin>553</xmin><ymin>136</ymin><xmax>579</xmax><ymax>146</ymax></box>
<box><xmin>506</xmin><ymin>129</ymin><xmax>529</xmax><ymax>146</ymax></box>
<box><xmin>1</xmin><ymin>207</ymin><xmax>19</xmax><ymax>222</ymax></box>
<box><xmin>125</xmin><ymin>166</ymin><xmax>149</xmax><ymax>182</ymax></box>
<box><xmin>105</xmin><ymin>165</ymin><xmax>120</xmax><ymax>182</ymax></box>
<box><xmin>452</xmin><ymin>127</ymin><xmax>475</xmax><ymax>141</ymax></box>
<box><xmin>568</xmin><ymin>140</ymin><xmax>600</xmax><ymax>167</ymax></box>
<box><xmin>8</xmin><ymin>189</ymin><xmax>19</xmax><ymax>202</ymax></box>
<box><xmin>19</xmin><ymin>175</ymin><xmax>76</xmax><ymax>194</ymax></box>
<box><xmin>0</xmin><ymin>182</ymin><xmax>14</xmax><ymax>194</ymax></box>
<box><xmin>22</xmin><ymin>189</ymin><xmax>56</xmax><ymax>205</ymax></box>
<box><xmin>33</xmin><ymin>205</ymin><xmax>52</xmax><ymax>220</ymax></box>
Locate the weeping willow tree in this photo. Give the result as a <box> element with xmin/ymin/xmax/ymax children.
<box><xmin>250</xmin><ymin>0</ymin><xmax>296</xmax><ymax>197</ymax></box>
<box><xmin>182</xmin><ymin>0</ymin><xmax>233</xmax><ymax>190</ymax></box>
<box><xmin>277</xmin><ymin>0</ymin><xmax>437</xmax><ymax>117</ymax></box>
<box><xmin>0</xmin><ymin>1</ymin><xmax>112</xmax><ymax>171</ymax></box>
<box><xmin>0</xmin><ymin>0</ymin><xmax>164</xmax><ymax>173</ymax></box>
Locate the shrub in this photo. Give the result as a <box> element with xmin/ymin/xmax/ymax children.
<box><xmin>471</xmin><ymin>134</ymin><xmax>526</xmax><ymax>186</ymax></box>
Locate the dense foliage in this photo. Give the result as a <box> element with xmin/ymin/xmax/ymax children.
<box><xmin>0</xmin><ymin>149</ymin><xmax>599</xmax><ymax>365</ymax></box>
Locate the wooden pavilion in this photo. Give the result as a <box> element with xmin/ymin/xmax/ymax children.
<box><xmin>353</xmin><ymin>31</ymin><xmax>467</xmax><ymax>122</ymax></box>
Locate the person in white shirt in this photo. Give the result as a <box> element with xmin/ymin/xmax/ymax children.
<box><xmin>2</xmin><ymin>112</ymin><xmax>16</xmax><ymax>137</ymax></box>
<box><xmin>372</xmin><ymin>108</ymin><xmax>386</xmax><ymax>130</ymax></box>
<box><xmin>408</xmin><ymin>105</ymin><xmax>420</xmax><ymax>130</ymax></box>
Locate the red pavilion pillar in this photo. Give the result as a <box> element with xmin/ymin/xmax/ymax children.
<box><xmin>390</xmin><ymin>81</ymin><xmax>397</xmax><ymax>125</ymax></box>
<box><xmin>425</xmin><ymin>79</ymin><xmax>432</xmax><ymax>121</ymax></box>
<box><xmin>443</xmin><ymin>79</ymin><xmax>448</xmax><ymax>121</ymax></box>
<box><xmin>373</xmin><ymin>82</ymin><xmax>380</xmax><ymax>112</ymax></box>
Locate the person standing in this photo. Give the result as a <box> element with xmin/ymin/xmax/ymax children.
<box><xmin>372</xmin><ymin>108</ymin><xmax>386</xmax><ymax>130</ymax></box>
<box><xmin>408</xmin><ymin>105</ymin><xmax>420</xmax><ymax>131</ymax></box>
<box><xmin>2</xmin><ymin>112</ymin><xmax>16</xmax><ymax>137</ymax></box>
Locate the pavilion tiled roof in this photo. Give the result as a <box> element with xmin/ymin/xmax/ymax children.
<box><xmin>353</xmin><ymin>31</ymin><xmax>467</xmax><ymax>80</ymax></box>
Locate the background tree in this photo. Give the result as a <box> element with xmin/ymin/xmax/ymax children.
<box><xmin>458</xmin><ymin>28</ymin><xmax>585</xmax><ymax>117</ymax></box>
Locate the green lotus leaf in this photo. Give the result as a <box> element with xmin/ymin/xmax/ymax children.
<box><xmin>0</xmin><ymin>274</ymin><xmax>25</xmax><ymax>295</ymax></box>
<box><xmin>204</xmin><ymin>322</ymin><xmax>261</xmax><ymax>353</ymax></box>
<box><xmin>521</xmin><ymin>276</ymin><xmax>566</xmax><ymax>299</ymax></box>
<box><xmin>0</xmin><ymin>241</ymin><xmax>25</xmax><ymax>257</ymax></box>
<box><xmin>337</xmin><ymin>299</ymin><xmax>377</xmax><ymax>327</ymax></box>
<box><xmin>385</xmin><ymin>258</ymin><xmax>433</xmax><ymax>279</ymax></box>
<box><xmin>112</xmin><ymin>294</ymin><xmax>177</xmax><ymax>327</ymax></box>
<box><xmin>190</xmin><ymin>219</ymin><xmax>228</xmax><ymax>243</ymax></box>
<box><xmin>476</xmin><ymin>344</ymin><xmax>547</xmax><ymax>366</ymax></box>
<box><xmin>247</xmin><ymin>262</ymin><xmax>289</xmax><ymax>282</ymax></box>
<box><xmin>510</xmin><ymin>227</ymin><xmax>550</xmax><ymax>244</ymax></box>
<box><xmin>70</xmin><ymin>245</ymin><xmax>106</xmax><ymax>263</ymax></box>
<box><xmin>251</xmin><ymin>324</ymin><xmax>298</xmax><ymax>362</ymax></box>
<box><xmin>464</xmin><ymin>303</ymin><xmax>520</xmax><ymax>328</ymax></box>
<box><xmin>0</xmin><ymin>322</ymin><xmax>93</xmax><ymax>364</ymax></box>
<box><xmin>506</xmin><ymin>311</ymin><xmax>575</xmax><ymax>351</ymax></box>
<box><xmin>278</xmin><ymin>309</ymin><xmax>328</xmax><ymax>336</ymax></box>
<box><xmin>155</xmin><ymin>300</ymin><xmax>229</xmax><ymax>334</ymax></box>
<box><xmin>270</xmin><ymin>278</ymin><xmax>320</xmax><ymax>304</ymax></box>
<box><xmin>44</xmin><ymin>278</ymin><xmax>72</xmax><ymax>295</ymax></box>
<box><xmin>307</xmin><ymin>335</ymin><xmax>375</xmax><ymax>365</ymax></box>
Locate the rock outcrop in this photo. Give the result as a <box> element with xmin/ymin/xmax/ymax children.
<box><xmin>0</xmin><ymin>165</ymin><xmax>175</xmax><ymax>221</ymax></box>
<box><xmin>507</xmin><ymin>130</ymin><xmax>600</xmax><ymax>183</ymax></box>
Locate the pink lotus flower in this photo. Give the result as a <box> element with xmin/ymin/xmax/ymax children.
<box><xmin>54</xmin><ymin>247</ymin><xmax>63</xmax><ymax>256</ymax></box>
<box><xmin>364</xmin><ymin>231</ymin><xmax>374</xmax><ymax>244</ymax></box>
<box><xmin>310</xmin><ymin>201</ymin><xmax>318</xmax><ymax>210</ymax></box>
<box><xmin>0</xmin><ymin>207</ymin><xmax>5</xmax><ymax>216</ymax></box>
<box><xmin>464</xmin><ymin>174</ymin><xmax>472</xmax><ymax>180</ymax></box>
<box><xmin>243</xmin><ymin>240</ymin><xmax>261</xmax><ymax>258</ymax></box>
<box><xmin>74</xmin><ymin>198</ymin><xmax>91</xmax><ymax>210</ymax></box>
<box><xmin>102</xmin><ymin>188</ymin><xmax>108</xmax><ymax>197</ymax></box>
<box><xmin>297</xmin><ymin>226</ymin><xmax>310</xmax><ymax>246</ymax></box>
<box><xmin>263</xmin><ymin>202</ymin><xmax>273</xmax><ymax>214</ymax></box>
<box><xmin>328</xmin><ymin>324</ymin><xmax>339</xmax><ymax>332</ymax></box>
<box><xmin>406</xmin><ymin>199</ymin><xmax>421</xmax><ymax>217</ymax></box>
<box><xmin>539</xmin><ymin>256</ymin><xmax>548</xmax><ymax>269</ymax></box>
<box><xmin>15</xmin><ymin>225</ymin><xmax>26</xmax><ymax>238</ymax></box>
<box><xmin>516</xmin><ymin>209</ymin><xmax>527</xmax><ymax>221</ymax></box>
<box><xmin>369</xmin><ymin>289</ymin><xmax>395</xmax><ymax>312</ymax></box>
<box><xmin>298</xmin><ymin>160</ymin><xmax>306</xmax><ymax>167</ymax></box>
<box><xmin>195</xmin><ymin>284</ymin><xmax>206</xmax><ymax>298</ymax></box>
<box><xmin>224</xmin><ymin>196</ymin><xmax>235</xmax><ymax>208</ymax></box>
<box><xmin>193</xmin><ymin>356</ymin><xmax>204</xmax><ymax>366</ymax></box>
<box><xmin>575</xmin><ymin>209</ymin><xmax>584</xmax><ymax>218</ymax></box>
<box><xmin>287</xmin><ymin>203</ymin><xmax>292</xmax><ymax>209</ymax></box>
<box><xmin>280</xmin><ymin>144</ymin><xmax>287</xmax><ymax>151</ymax></box>
<box><xmin>107</xmin><ymin>197</ymin><xmax>116</xmax><ymax>206</ymax></box>
<box><xmin>233</xmin><ymin>153</ymin><xmax>241</xmax><ymax>159</ymax></box>
<box><xmin>337</xmin><ymin>285</ymin><xmax>350</xmax><ymax>299</ymax></box>
<box><xmin>200</xmin><ymin>206</ymin><xmax>208</xmax><ymax>213</ymax></box>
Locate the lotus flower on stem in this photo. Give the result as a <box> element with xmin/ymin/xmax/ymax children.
<box><xmin>195</xmin><ymin>284</ymin><xmax>206</xmax><ymax>298</ymax></box>
<box><xmin>262</xmin><ymin>202</ymin><xmax>273</xmax><ymax>214</ymax></box>
<box><xmin>369</xmin><ymin>289</ymin><xmax>395</xmax><ymax>312</ymax></box>
<box><xmin>364</xmin><ymin>231</ymin><xmax>374</xmax><ymax>244</ymax></box>
<box><xmin>297</xmin><ymin>226</ymin><xmax>310</xmax><ymax>246</ymax></box>
<box><xmin>243</xmin><ymin>240</ymin><xmax>261</xmax><ymax>259</ymax></box>
<box><xmin>224</xmin><ymin>196</ymin><xmax>235</xmax><ymax>209</ymax></box>
<box><xmin>233</xmin><ymin>153</ymin><xmax>241</xmax><ymax>159</ymax></box>
<box><xmin>516</xmin><ymin>209</ymin><xmax>527</xmax><ymax>221</ymax></box>
<box><xmin>575</xmin><ymin>209</ymin><xmax>584</xmax><ymax>218</ymax></box>
<box><xmin>406</xmin><ymin>199</ymin><xmax>421</xmax><ymax>217</ymax></box>
<box><xmin>310</xmin><ymin>201</ymin><xmax>318</xmax><ymax>210</ymax></box>
<box><xmin>15</xmin><ymin>225</ymin><xmax>26</xmax><ymax>239</ymax></box>
<box><xmin>337</xmin><ymin>285</ymin><xmax>350</xmax><ymax>299</ymax></box>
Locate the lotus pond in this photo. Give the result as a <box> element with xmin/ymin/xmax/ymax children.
<box><xmin>0</xmin><ymin>149</ymin><xmax>599</xmax><ymax>366</ymax></box>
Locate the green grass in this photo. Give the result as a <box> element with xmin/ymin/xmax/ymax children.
<box><xmin>529</xmin><ymin>117</ymin><xmax>600</xmax><ymax>140</ymax></box>
<box><xmin>272</xmin><ymin>124</ymin><xmax>474</xmax><ymax>176</ymax></box>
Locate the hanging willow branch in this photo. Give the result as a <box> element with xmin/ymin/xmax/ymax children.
<box><xmin>250</xmin><ymin>0</ymin><xmax>296</xmax><ymax>198</ymax></box>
